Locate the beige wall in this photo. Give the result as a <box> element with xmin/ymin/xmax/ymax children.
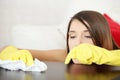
<box><xmin>0</xmin><ymin>0</ymin><xmax>69</xmax><ymax>47</ymax></box>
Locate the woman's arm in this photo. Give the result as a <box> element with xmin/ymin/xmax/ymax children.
<box><xmin>0</xmin><ymin>46</ymin><xmax>67</xmax><ymax>62</ymax></box>
<box><xmin>28</xmin><ymin>49</ymin><xmax>67</xmax><ymax>62</ymax></box>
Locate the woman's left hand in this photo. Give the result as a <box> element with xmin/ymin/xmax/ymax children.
<box><xmin>65</xmin><ymin>43</ymin><xmax>120</xmax><ymax>66</ymax></box>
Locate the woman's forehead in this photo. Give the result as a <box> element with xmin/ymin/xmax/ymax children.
<box><xmin>69</xmin><ymin>19</ymin><xmax>88</xmax><ymax>31</ymax></box>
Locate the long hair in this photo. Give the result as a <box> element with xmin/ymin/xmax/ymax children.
<box><xmin>66</xmin><ymin>11</ymin><xmax>119</xmax><ymax>72</ymax></box>
<box><xmin>66</xmin><ymin>10</ymin><xmax>119</xmax><ymax>52</ymax></box>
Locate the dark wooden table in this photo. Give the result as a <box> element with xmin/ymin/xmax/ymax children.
<box><xmin>0</xmin><ymin>62</ymin><xmax>120</xmax><ymax>80</ymax></box>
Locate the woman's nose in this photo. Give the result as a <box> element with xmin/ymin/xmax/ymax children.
<box><xmin>75</xmin><ymin>37</ymin><xmax>82</xmax><ymax>46</ymax></box>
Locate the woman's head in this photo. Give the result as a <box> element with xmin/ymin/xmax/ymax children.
<box><xmin>67</xmin><ymin>10</ymin><xmax>117</xmax><ymax>52</ymax></box>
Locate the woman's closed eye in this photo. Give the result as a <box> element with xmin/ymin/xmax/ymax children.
<box><xmin>69</xmin><ymin>35</ymin><xmax>76</xmax><ymax>39</ymax></box>
<box><xmin>84</xmin><ymin>35</ymin><xmax>92</xmax><ymax>38</ymax></box>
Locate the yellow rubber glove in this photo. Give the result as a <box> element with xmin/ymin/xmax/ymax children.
<box><xmin>65</xmin><ymin>44</ymin><xmax>120</xmax><ymax>66</ymax></box>
<box><xmin>0</xmin><ymin>46</ymin><xmax>34</xmax><ymax>66</ymax></box>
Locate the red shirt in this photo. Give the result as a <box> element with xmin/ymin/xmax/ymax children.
<box><xmin>104</xmin><ymin>14</ymin><xmax>120</xmax><ymax>47</ymax></box>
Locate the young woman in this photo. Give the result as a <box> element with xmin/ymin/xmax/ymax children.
<box><xmin>64</xmin><ymin>10</ymin><xmax>120</xmax><ymax>72</ymax></box>
<box><xmin>0</xmin><ymin>10</ymin><xmax>120</xmax><ymax>67</ymax></box>
<box><xmin>30</xmin><ymin>10</ymin><xmax>119</xmax><ymax>62</ymax></box>
<box><xmin>65</xmin><ymin>10</ymin><xmax>120</xmax><ymax>63</ymax></box>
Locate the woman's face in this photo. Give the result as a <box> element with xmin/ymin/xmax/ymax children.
<box><xmin>68</xmin><ymin>19</ymin><xmax>93</xmax><ymax>51</ymax></box>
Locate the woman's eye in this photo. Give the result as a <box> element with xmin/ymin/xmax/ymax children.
<box><xmin>85</xmin><ymin>36</ymin><xmax>92</xmax><ymax>38</ymax></box>
<box><xmin>69</xmin><ymin>36</ymin><xmax>76</xmax><ymax>39</ymax></box>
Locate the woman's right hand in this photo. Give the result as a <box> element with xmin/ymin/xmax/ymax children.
<box><xmin>0</xmin><ymin>46</ymin><xmax>34</xmax><ymax>66</ymax></box>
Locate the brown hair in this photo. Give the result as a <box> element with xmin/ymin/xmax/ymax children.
<box><xmin>66</xmin><ymin>10</ymin><xmax>118</xmax><ymax>52</ymax></box>
<box><xmin>66</xmin><ymin>10</ymin><xmax>119</xmax><ymax>72</ymax></box>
